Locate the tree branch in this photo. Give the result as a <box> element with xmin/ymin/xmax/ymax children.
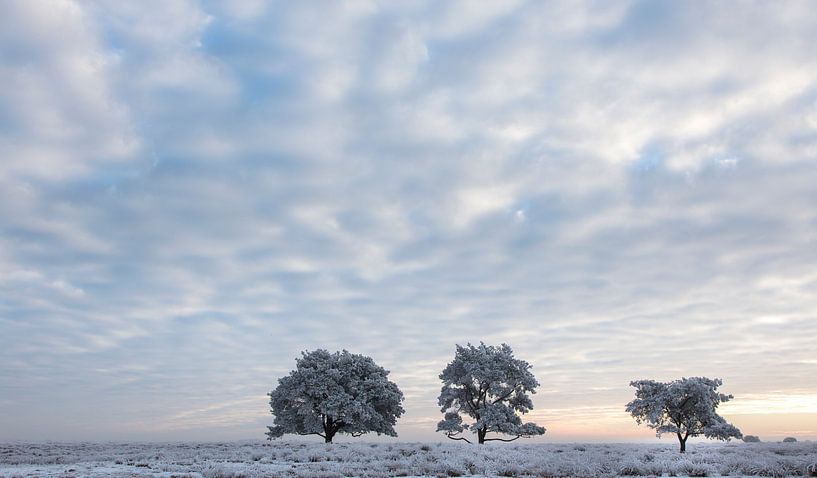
<box><xmin>492</xmin><ymin>385</ymin><xmax>518</xmax><ymax>404</ymax></box>
<box><xmin>479</xmin><ymin>382</ymin><xmax>488</xmax><ymax>405</ymax></box>
<box><xmin>464</xmin><ymin>386</ymin><xmax>479</xmax><ymax>413</ymax></box>
<box><xmin>676</xmin><ymin>395</ymin><xmax>694</xmax><ymax>424</ymax></box>
<box><xmin>483</xmin><ymin>435</ymin><xmax>522</xmax><ymax>442</ymax></box>
<box><xmin>445</xmin><ymin>432</ymin><xmax>472</xmax><ymax>444</ymax></box>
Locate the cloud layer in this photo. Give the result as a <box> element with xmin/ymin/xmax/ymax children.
<box><xmin>1</xmin><ymin>0</ymin><xmax>817</xmax><ymax>442</ymax></box>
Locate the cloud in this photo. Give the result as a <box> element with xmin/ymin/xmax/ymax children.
<box><xmin>0</xmin><ymin>0</ymin><xmax>138</xmax><ymax>183</ymax></box>
<box><xmin>1</xmin><ymin>0</ymin><xmax>816</xmax><ymax>442</ymax></box>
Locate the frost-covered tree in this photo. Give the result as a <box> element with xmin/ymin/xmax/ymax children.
<box><xmin>437</xmin><ymin>343</ymin><xmax>546</xmax><ymax>444</ymax></box>
<box><xmin>267</xmin><ymin>349</ymin><xmax>404</xmax><ymax>443</ymax></box>
<box><xmin>626</xmin><ymin>377</ymin><xmax>742</xmax><ymax>453</ymax></box>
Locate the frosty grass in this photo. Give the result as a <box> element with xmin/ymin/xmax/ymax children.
<box><xmin>1</xmin><ymin>441</ymin><xmax>816</xmax><ymax>477</ymax></box>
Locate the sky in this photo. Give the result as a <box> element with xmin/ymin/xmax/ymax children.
<box><xmin>1</xmin><ymin>0</ymin><xmax>817</xmax><ymax>444</ymax></box>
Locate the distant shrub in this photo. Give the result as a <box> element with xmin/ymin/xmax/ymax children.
<box><xmin>200</xmin><ymin>464</ymin><xmax>249</xmax><ymax>478</ymax></box>
<box><xmin>688</xmin><ymin>464</ymin><xmax>716</xmax><ymax>477</ymax></box>
<box><xmin>743</xmin><ymin>435</ymin><xmax>761</xmax><ymax>443</ymax></box>
<box><xmin>618</xmin><ymin>459</ymin><xmax>644</xmax><ymax>476</ymax></box>
<box><xmin>783</xmin><ymin>437</ymin><xmax>797</xmax><ymax>443</ymax></box>
<box><xmin>495</xmin><ymin>462</ymin><xmax>521</xmax><ymax>477</ymax></box>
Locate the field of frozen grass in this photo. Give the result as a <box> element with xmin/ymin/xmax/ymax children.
<box><xmin>1</xmin><ymin>441</ymin><xmax>816</xmax><ymax>478</ymax></box>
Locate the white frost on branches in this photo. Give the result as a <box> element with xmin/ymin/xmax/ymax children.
<box><xmin>267</xmin><ymin>349</ymin><xmax>404</xmax><ymax>443</ymax></box>
<box><xmin>437</xmin><ymin>342</ymin><xmax>546</xmax><ymax>444</ymax></box>
<box><xmin>626</xmin><ymin>377</ymin><xmax>742</xmax><ymax>452</ymax></box>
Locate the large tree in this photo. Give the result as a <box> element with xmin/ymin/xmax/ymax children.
<box><xmin>267</xmin><ymin>349</ymin><xmax>404</xmax><ymax>443</ymax></box>
<box><xmin>626</xmin><ymin>377</ymin><xmax>742</xmax><ymax>452</ymax></box>
<box><xmin>437</xmin><ymin>343</ymin><xmax>546</xmax><ymax>444</ymax></box>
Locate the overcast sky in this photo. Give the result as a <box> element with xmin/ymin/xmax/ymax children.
<box><xmin>1</xmin><ymin>0</ymin><xmax>817</xmax><ymax>443</ymax></box>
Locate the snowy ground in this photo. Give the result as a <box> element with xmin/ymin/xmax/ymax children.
<box><xmin>1</xmin><ymin>441</ymin><xmax>816</xmax><ymax>477</ymax></box>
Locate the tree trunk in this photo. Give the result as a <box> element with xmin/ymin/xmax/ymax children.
<box><xmin>323</xmin><ymin>415</ymin><xmax>336</xmax><ymax>444</ymax></box>
<box><xmin>477</xmin><ymin>428</ymin><xmax>487</xmax><ymax>444</ymax></box>
<box><xmin>677</xmin><ymin>432</ymin><xmax>687</xmax><ymax>453</ymax></box>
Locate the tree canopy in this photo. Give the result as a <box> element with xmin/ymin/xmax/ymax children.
<box><xmin>267</xmin><ymin>349</ymin><xmax>404</xmax><ymax>443</ymax></box>
<box><xmin>437</xmin><ymin>342</ymin><xmax>546</xmax><ymax>444</ymax></box>
<box><xmin>626</xmin><ymin>377</ymin><xmax>742</xmax><ymax>452</ymax></box>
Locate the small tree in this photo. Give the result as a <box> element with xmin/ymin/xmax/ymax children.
<box><xmin>626</xmin><ymin>377</ymin><xmax>742</xmax><ymax>453</ymax></box>
<box><xmin>437</xmin><ymin>342</ymin><xmax>546</xmax><ymax>444</ymax></box>
<box><xmin>743</xmin><ymin>435</ymin><xmax>761</xmax><ymax>443</ymax></box>
<box><xmin>267</xmin><ymin>349</ymin><xmax>404</xmax><ymax>443</ymax></box>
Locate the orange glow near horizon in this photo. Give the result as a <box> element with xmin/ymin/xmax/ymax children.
<box><xmin>507</xmin><ymin>394</ymin><xmax>817</xmax><ymax>442</ymax></box>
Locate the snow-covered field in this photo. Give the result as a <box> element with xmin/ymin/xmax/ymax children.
<box><xmin>1</xmin><ymin>441</ymin><xmax>816</xmax><ymax>477</ymax></box>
